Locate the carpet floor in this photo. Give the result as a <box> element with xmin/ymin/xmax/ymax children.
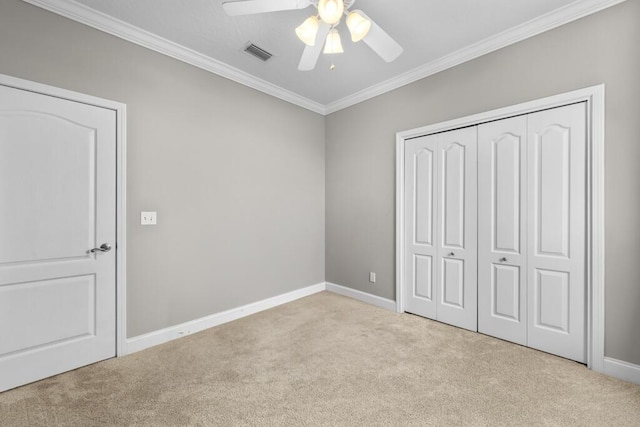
<box><xmin>1</xmin><ymin>291</ymin><xmax>639</xmax><ymax>426</ymax></box>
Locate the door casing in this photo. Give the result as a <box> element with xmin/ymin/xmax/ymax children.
<box><xmin>395</xmin><ymin>85</ymin><xmax>605</xmax><ymax>372</ymax></box>
<box><xmin>0</xmin><ymin>73</ymin><xmax>128</xmax><ymax>358</ymax></box>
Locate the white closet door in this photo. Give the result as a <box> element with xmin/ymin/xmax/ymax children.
<box><xmin>436</xmin><ymin>127</ymin><xmax>477</xmax><ymax>331</ymax></box>
<box><xmin>478</xmin><ymin>116</ymin><xmax>528</xmax><ymax>345</ymax></box>
<box><xmin>404</xmin><ymin>128</ymin><xmax>477</xmax><ymax>331</ymax></box>
<box><xmin>404</xmin><ymin>135</ymin><xmax>438</xmax><ymax>319</ymax></box>
<box><xmin>527</xmin><ymin>103</ymin><xmax>586</xmax><ymax>363</ymax></box>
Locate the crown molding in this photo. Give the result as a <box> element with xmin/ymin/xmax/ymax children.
<box><xmin>324</xmin><ymin>0</ymin><xmax>628</xmax><ymax>114</ymax></box>
<box><xmin>22</xmin><ymin>0</ymin><xmax>626</xmax><ymax>116</ymax></box>
<box><xmin>20</xmin><ymin>0</ymin><xmax>327</xmax><ymax>115</ymax></box>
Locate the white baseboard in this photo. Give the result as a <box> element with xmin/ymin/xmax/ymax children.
<box><xmin>603</xmin><ymin>357</ymin><xmax>640</xmax><ymax>385</ymax></box>
<box><xmin>124</xmin><ymin>281</ymin><xmax>397</xmax><ymax>355</ymax></box>
<box><xmin>124</xmin><ymin>282</ymin><xmax>326</xmax><ymax>355</ymax></box>
<box><xmin>325</xmin><ymin>282</ymin><xmax>396</xmax><ymax>312</ymax></box>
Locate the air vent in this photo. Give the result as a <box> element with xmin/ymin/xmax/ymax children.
<box><xmin>244</xmin><ymin>43</ymin><xmax>273</xmax><ymax>62</ymax></box>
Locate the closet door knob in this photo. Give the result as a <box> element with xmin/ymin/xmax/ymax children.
<box><xmin>448</xmin><ymin>252</ymin><xmax>455</xmax><ymax>257</ymax></box>
<box><xmin>499</xmin><ymin>257</ymin><xmax>507</xmax><ymax>262</ymax></box>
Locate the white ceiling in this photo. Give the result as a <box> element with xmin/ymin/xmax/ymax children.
<box><xmin>29</xmin><ymin>0</ymin><xmax>622</xmax><ymax>113</ymax></box>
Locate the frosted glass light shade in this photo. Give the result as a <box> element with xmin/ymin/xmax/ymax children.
<box><xmin>318</xmin><ymin>0</ymin><xmax>344</xmax><ymax>25</ymax></box>
<box><xmin>346</xmin><ymin>10</ymin><xmax>371</xmax><ymax>42</ymax></box>
<box><xmin>323</xmin><ymin>29</ymin><xmax>344</xmax><ymax>54</ymax></box>
<box><xmin>296</xmin><ymin>16</ymin><xmax>319</xmax><ymax>46</ymax></box>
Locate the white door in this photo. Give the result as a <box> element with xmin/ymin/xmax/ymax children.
<box><xmin>478</xmin><ymin>116</ymin><xmax>528</xmax><ymax>345</ymax></box>
<box><xmin>404</xmin><ymin>134</ymin><xmax>438</xmax><ymax>319</ymax></box>
<box><xmin>435</xmin><ymin>127</ymin><xmax>477</xmax><ymax>331</ymax></box>
<box><xmin>404</xmin><ymin>127</ymin><xmax>477</xmax><ymax>331</ymax></box>
<box><xmin>0</xmin><ymin>84</ymin><xmax>117</xmax><ymax>391</ymax></box>
<box><xmin>527</xmin><ymin>103</ymin><xmax>586</xmax><ymax>363</ymax></box>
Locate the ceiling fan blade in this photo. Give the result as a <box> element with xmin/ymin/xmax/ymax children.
<box><xmin>223</xmin><ymin>0</ymin><xmax>311</xmax><ymax>16</ymax></box>
<box><xmin>359</xmin><ymin>11</ymin><xmax>403</xmax><ymax>63</ymax></box>
<box><xmin>298</xmin><ymin>21</ymin><xmax>331</xmax><ymax>71</ymax></box>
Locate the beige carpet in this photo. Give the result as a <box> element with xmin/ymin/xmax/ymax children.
<box><xmin>1</xmin><ymin>292</ymin><xmax>639</xmax><ymax>426</ymax></box>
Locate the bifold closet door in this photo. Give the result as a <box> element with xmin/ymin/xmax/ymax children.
<box><xmin>404</xmin><ymin>134</ymin><xmax>438</xmax><ymax>319</ymax></box>
<box><xmin>527</xmin><ymin>103</ymin><xmax>586</xmax><ymax>363</ymax></box>
<box><xmin>404</xmin><ymin>128</ymin><xmax>477</xmax><ymax>332</ymax></box>
<box><xmin>436</xmin><ymin>127</ymin><xmax>477</xmax><ymax>331</ymax></box>
<box><xmin>478</xmin><ymin>116</ymin><xmax>528</xmax><ymax>345</ymax></box>
<box><xmin>406</xmin><ymin>102</ymin><xmax>587</xmax><ymax>362</ymax></box>
<box><xmin>477</xmin><ymin>103</ymin><xmax>587</xmax><ymax>362</ymax></box>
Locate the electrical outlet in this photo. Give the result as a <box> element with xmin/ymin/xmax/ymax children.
<box><xmin>369</xmin><ymin>272</ymin><xmax>376</xmax><ymax>283</ymax></box>
<box><xmin>140</xmin><ymin>211</ymin><xmax>157</xmax><ymax>225</ymax></box>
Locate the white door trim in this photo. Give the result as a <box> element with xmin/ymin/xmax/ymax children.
<box><xmin>395</xmin><ymin>85</ymin><xmax>605</xmax><ymax>372</ymax></box>
<box><xmin>0</xmin><ymin>73</ymin><xmax>128</xmax><ymax>358</ymax></box>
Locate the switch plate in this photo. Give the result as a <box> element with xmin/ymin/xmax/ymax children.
<box><xmin>141</xmin><ymin>211</ymin><xmax>157</xmax><ymax>225</ymax></box>
<box><xmin>369</xmin><ymin>272</ymin><xmax>376</xmax><ymax>283</ymax></box>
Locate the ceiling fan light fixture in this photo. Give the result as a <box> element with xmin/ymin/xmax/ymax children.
<box><xmin>296</xmin><ymin>15</ymin><xmax>319</xmax><ymax>46</ymax></box>
<box><xmin>346</xmin><ymin>10</ymin><xmax>371</xmax><ymax>42</ymax></box>
<box><xmin>318</xmin><ymin>0</ymin><xmax>344</xmax><ymax>25</ymax></box>
<box><xmin>323</xmin><ymin>28</ymin><xmax>344</xmax><ymax>54</ymax></box>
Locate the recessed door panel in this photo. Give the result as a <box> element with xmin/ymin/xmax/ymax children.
<box><xmin>533</xmin><ymin>125</ymin><xmax>570</xmax><ymax>258</ymax></box>
<box><xmin>534</xmin><ymin>269</ymin><xmax>569</xmax><ymax>333</ymax></box>
<box><xmin>0</xmin><ymin>113</ymin><xmax>96</xmax><ymax>264</ymax></box>
<box><xmin>442</xmin><ymin>143</ymin><xmax>465</xmax><ymax>249</ymax></box>
<box><xmin>493</xmin><ymin>264</ymin><xmax>520</xmax><ymax>321</ymax></box>
<box><xmin>527</xmin><ymin>103</ymin><xmax>586</xmax><ymax>363</ymax></box>
<box><xmin>494</xmin><ymin>134</ymin><xmax>521</xmax><ymax>253</ymax></box>
<box><xmin>414</xmin><ymin>148</ymin><xmax>434</xmax><ymax>246</ymax></box>
<box><xmin>478</xmin><ymin>116</ymin><xmax>527</xmax><ymax>345</ymax></box>
<box><xmin>0</xmin><ymin>275</ymin><xmax>96</xmax><ymax>356</ymax></box>
<box><xmin>413</xmin><ymin>254</ymin><xmax>433</xmax><ymax>300</ymax></box>
<box><xmin>442</xmin><ymin>258</ymin><xmax>464</xmax><ymax>308</ymax></box>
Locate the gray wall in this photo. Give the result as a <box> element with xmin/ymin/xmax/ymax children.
<box><xmin>0</xmin><ymin>0</ymin><xmax>325</xmax><ymax>337</ymax></box>
<box><xmin>326</xmin><ymin>0</ymin><xmax>640</xmax><ymax>365</ymax></box>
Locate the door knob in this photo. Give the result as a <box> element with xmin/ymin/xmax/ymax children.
<box><xmin>499</xmin><ymin>257</ymin><xmax>507</xmax><ymax>262</ymax></box>
<box><xmin>90</xmin><ymin>243</ymin><xmax>112</xmax><ymax>253</ymax></box>
<box><xmin>448</xmin><ymin>252</ymin><xmax>455</xmax><ymax>257</ymax></box>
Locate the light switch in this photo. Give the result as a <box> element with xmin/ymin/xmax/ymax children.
<box><xmin>140</xmin><ymin>211</ymin><xmax>157</xmax><ymax>225</ymax></box>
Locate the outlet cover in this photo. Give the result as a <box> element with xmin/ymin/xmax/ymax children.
<box><xmin>141</xmin><ymin>211</ymin><xmax>157</xmax><ymax>225</ymax></box>
<box><xmin>369</xmin><ymin>272</ymin><xmax>376</xmax><ymax>283</ymax></box>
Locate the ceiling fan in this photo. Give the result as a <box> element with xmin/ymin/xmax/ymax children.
<box><xmin>222</xmin><ymin>0</ymin><xmax>403</xmax><ymax>71</ymax></box>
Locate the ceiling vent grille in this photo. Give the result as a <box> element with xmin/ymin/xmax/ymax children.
<box><xmin>244</xmin><ymin>43</ymin><xmax>273</xmax><ymax>62</ymax></box>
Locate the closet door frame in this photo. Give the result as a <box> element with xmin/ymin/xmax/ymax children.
<box><xmin>395</xmin><ymin>85</ymin><xmax>604</xmax><ymax>373</ymax></box>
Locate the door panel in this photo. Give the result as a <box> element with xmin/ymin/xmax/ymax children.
<box><xmin>535</xmin><ymin>125</ymin><xmax>570</xmax><ymax>257</ymax></box>
<box><xmin>441</xmin><ymin>257</ymin><xmax>464</xmax><ymax>307</ymax></box>
<box><xmin>534</xmin><ymin>269</ymin><xmax>570</xmax><ymax>332</ymax></box>
<box><xmin>527</xmin><ymin>102</ymin><xmax>586</xmax><ymax>363</ymax></box>
<box><xmin>414</xmin><ymin>149</ymin><xmax>434</xmax><ymax>246</ymax></box>
<box><xmin>414</xmin><ymin>254</ymin><xmax>433</xmax><ymax>300</ymax></box>
<box><xmin>442</xmin><ymin>143</ymin><xmax>465</xmax><ymax>248</ymax></box>
<box><xmin>404</xmin><ymin>135</ymin><xmax>438</xmax><ymax>319</ymax></box>
<box><xmin>0</xmin><ymin>84</ymin><xmax>116</xmax><ymax>391</ymax></box>
<box><xmin>492</xmin><ymin>264</ymin><xmax>521</xmax><ymax>321</ymax></box>
<box><xmin>0</xmin><ymin>114</ymin><xmax>97</xmax><ymax>264</ymax></box>
<box><xmin>478</xmin><ymin>116</ymin><xmax>527</xmax><ymax>345</ymax></box>
<box><xmin>0</xmin><ymin>275</ymin><xmax>96</xmax><ymax>356</ymax></box>
<box><xmin>493</xmin><ymin>134</ymin><xmax>521</xmax><ymax>253</ymax></box>
<box><xmin>436</xmin><ymin>127</ymin><xmax>477</xmax><ymax>331</ymax></box>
